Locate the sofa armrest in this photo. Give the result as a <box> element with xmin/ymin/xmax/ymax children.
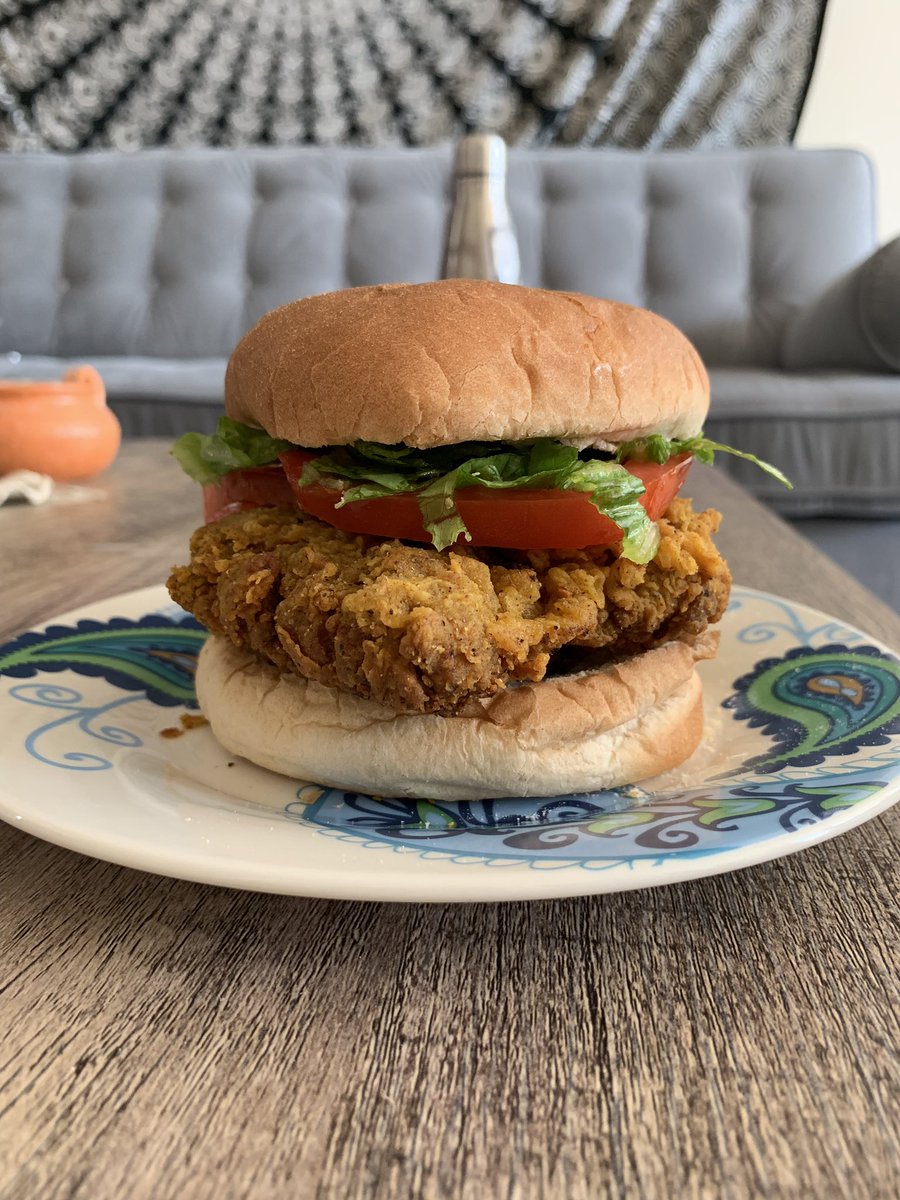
<box><xmin>781</xmin><ymin>237</ymin><xmax>900</xmax><ymax>372</ymax></box>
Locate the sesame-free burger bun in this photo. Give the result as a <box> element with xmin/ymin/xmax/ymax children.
<box><xmin>195</xmin><ymin>631</ymin><xmax>718</xmax><ymax>801</ymax></box>
<box><xmin>225</xmin><ymin>280</ymin><xmax>709</xmax><ymax>450</ymax></box>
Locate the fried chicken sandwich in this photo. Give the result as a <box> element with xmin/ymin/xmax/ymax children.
<box><xmin>168</xmin><ymin>280</ymin><xmax>787</xmax><ymax>799</ymax></box>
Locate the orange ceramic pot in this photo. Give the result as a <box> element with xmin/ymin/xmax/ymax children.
<box><xmin>0</xmin><ymin>366</ymin><xmax>121</xmax><ymax>480</ymax></box>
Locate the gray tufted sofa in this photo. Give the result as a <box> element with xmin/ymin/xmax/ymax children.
<box><xmin>1</xmin><ymin>145</ymin><xmax>899</xmax><ymax>533</ymax></box>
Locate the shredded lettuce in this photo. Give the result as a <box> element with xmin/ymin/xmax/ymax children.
<box><xmin>301</xmin><ymin>438</ymin><xmax>660</xmax><ymax>560</ymax></box>
<box><xmin>171</xmin><ymin>417</ymin><xmax>293</xmax><ymax>485</ymax></box>
<box><xmin>614</xmin><ymin>434</ymin><xmax>793</xmax><ymax>490</ymax></box>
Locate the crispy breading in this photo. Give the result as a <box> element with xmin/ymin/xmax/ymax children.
<box><xmin>168</xmin><ymin>498</ymin><xmax>731</xmax><ymax>714</ymax></box>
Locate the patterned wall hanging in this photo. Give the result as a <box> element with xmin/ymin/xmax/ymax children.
<box><xmin>0</xmin><ymin>0</ymin><xmax>827</xmax><ymax>151</ymax></box>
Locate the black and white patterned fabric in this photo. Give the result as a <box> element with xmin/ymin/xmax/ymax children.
<box><xmin>0</xmin><ymin>0</ymin><xmax>826</xmax><ymax>151</ymax></box>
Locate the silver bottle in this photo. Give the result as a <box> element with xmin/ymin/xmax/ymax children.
<box><xmin>441</xmin><ymin>134</ymin><xmax>521</xmax><ymax>285</ymax></box>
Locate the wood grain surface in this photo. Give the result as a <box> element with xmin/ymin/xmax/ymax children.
<box><xmin>0</xmin><ymin>442</ymin><xmax>898</xmax><ymax>1200</ymax></box>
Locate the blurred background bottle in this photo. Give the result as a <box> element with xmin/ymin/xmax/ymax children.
<box><xmin>441</xmin><ymin>134</ymin><xmax>521</xmax><ymax>284</ymax></box>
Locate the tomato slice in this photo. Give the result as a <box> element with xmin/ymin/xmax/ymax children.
<box><xmin>277</xmin><ymin>449</ymin><xmax>692</xmax><ymax>550</ymax></box>
<box><xmin>202</xmin><ymin>450</ymin><xmax>692</xmax><ymax>549</ymax></box>
<box><xmin>202</xmin><ymin>463</ymin><xmax>296</xmax><ymax>523</ymax></box>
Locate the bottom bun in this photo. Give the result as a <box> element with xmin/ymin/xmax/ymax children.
<box><xmin>196</xmin><ymin>633</ymin><xmax>716</xmax><ymax>800</ymax></box>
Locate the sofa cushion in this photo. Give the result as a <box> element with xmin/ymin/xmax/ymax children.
<box><xmin>861</xmin><ymin>238</ymin><xmax>900</xmax><ymax>371</ymax></box>
<box><xmin>508</xmin><ymin>147</ymin><xmax>877</xmax><ymax>367</ymax></box>
<box><xmin>707</xmin><ymin>368</ymin><xmax>900</xmax><ymax>517</ymax></box>
<box><xmin>0</xmin><ymin>146</ymin><xmax>878</xmax><ymax>369</ymax></box>
<box><xmin>782</xmin><ymin>237</ymin><xmax>900</xmax><ymax>373</ymax></box>
<box><xmin>0</xmin><ymin>148</ymin><xmax>451</xmax><ymax>360</ymax></box>
<box><xmin>0</xmin><ymin>355</ymin><xmax>226</xmax><ymax>399</ymax></box>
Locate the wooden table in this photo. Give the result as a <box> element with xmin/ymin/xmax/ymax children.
<box><xmin>1</xmin><ymin>441</ymin><xmax>898</xmax><ymax>1200</ymax></box>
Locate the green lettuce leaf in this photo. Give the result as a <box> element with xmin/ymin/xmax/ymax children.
<box><xmin>615</xmin><ymin>434</ymin><xmax>792</xmax><ymax>489</ymax></box>
<box><xmin>171</xmin><ymin>417</ymin><xmax>294</xmax><ymax>485</ymax></box>
<box><xmin>171</xmin><ymin>419</ymin><xmax>788</xmax><ymax>564</ymax></box>
<box><xmin>302</xmin><ymin>437</ymin><xmax>659</xmax><ymax>560</ymax></box>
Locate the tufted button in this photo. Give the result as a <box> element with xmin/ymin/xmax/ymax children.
<box><xmin>542</xmin><ymin>173</ymin><xmax>568</xmax><ymax>204</ymax></box>
<box><xmin>348</xmin><ymin>171</ymin><xmax>376</xmax><ymax>204</ymax></box>
<box><xmin>748</xmin><ymin>185</ymin><xmax>771</xmax><ymax>208</ymax></box>
<box><xmin>162</xmin><ymin>177</ymin><xmax>185</xmax><ymax>206</ymax></box>
<box><xmin>254</xmin><ymin>173</ymin><xmax>277</xmax><ymax>203</ymax></box>
<box><xmin>647</xmin><ymin>175</ymin><xmax>680</xmax><ymax>208</ymax></box>
<box><xmin>69</xmin><ymin>175</ymin><xmax>93</xmax><ymax>207</ymax></box>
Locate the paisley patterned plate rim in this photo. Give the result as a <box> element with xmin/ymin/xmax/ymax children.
<box><xmin>0</xmin><ymin>583</ymin><xmax>897</xmax><ymax>903</ymax></box>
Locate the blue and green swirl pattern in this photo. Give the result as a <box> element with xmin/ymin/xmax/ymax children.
<box><xmin>1</xmin><ymin>605</ymin><xmax>898</xmax><ymax>866</ymax></box>
<box><xmin>0</xmin><ymin>615</ymin><xmax>207</xmax><ymax>708</ymax></box>
<box><xmin>724</xmin><ymin>644</ymin><xmax>900</xmax><ymax>771</ymax></box>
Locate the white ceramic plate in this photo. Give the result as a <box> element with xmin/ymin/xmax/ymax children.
<box><xmin>0</xmin><ymin>585</ymin><xmax>898</xmax><ymax>902</ymax></box>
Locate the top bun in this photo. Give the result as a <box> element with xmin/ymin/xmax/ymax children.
<box><xmin>225</xmin><ymin>280</ymin><xmax>709</xmax><ymax>449</ymax></box>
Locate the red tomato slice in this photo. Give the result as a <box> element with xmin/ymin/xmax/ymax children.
<box><xmin>277</xmin><ymin>449</ymin><xmax>692</xmax><ymax>550</ymax></box>
<box><xmin>202</xmin><ymin>463</ymin><xmax>296</xmax><ymax>523</ymax></box>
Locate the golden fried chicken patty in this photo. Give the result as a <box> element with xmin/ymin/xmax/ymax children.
<box><xmin>168</xmin><ymin>498</ymin><xmax>731</xmax><ymax>715</ymax></box>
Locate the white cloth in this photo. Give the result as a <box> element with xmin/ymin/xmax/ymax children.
<box><xmin>0</xmin><ymin>470</ymin><xmax>54</xmax><ymax>506</ymax></box>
